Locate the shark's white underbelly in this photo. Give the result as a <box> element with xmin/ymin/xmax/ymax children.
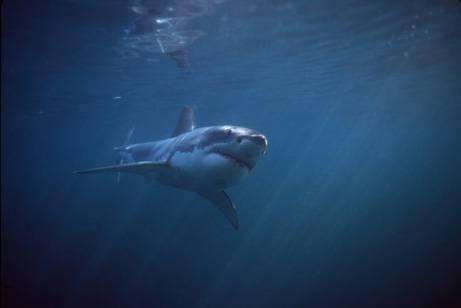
<box><xmin>163</xmin><ymin>148</ymin><xmax>249</xmax><ymax>191</ymax></box>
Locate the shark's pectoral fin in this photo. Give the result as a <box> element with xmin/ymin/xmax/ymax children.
<box><xmin>198</xmin><ymin>190</ymin><xmax>239</xmax><ymax>230</ymax></box>
<box><xmin>74</xmin><ymin>161</ymin><xmax>168</xmax><ymax>175</ymax></box>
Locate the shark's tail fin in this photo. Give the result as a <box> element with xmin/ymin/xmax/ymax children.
<box><xmin>116</xmin><ymin>125</ymin><xmax>136</xmax><ymax>183</ymax></box>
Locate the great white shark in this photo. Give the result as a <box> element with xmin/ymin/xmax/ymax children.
<box><xmin>75</xmin><ymin>106</ymin><xmax>267</xmax><ymax>229</ymax></box>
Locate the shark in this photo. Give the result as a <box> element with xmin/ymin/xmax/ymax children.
<box><xmin>75</xmin><ymin>106</ymin><xmax>267</xmax><ymax>229</ymax></box>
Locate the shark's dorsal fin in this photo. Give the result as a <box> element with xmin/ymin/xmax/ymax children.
<box><xmin>172</xmin><ymin>106</ymin><xmax>195</xmax><ymax>137</ymax></box>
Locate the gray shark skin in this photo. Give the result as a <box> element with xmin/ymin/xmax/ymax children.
<box><xmin>75</xmin><ymin>106</ymin><xmax>267</xmax><ymax>229</ymax></box>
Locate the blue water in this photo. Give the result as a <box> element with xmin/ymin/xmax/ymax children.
<box><xmin>2</xmin><ymin>1</ymin><xmax>461</xmax><ymax>307</ymax></box>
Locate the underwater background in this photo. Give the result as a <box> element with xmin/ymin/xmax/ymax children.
<box><xmin>2</xmin><ymin>0</ymin><xmax>461</xmax><ymax>307</ymax></box>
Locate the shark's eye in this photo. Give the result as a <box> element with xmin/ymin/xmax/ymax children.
<box><xmin>226</xmin><ymin>129</ymin><xmax>232</xmax><ymax>136</ymax></box>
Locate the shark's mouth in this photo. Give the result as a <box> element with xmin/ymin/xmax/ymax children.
<box><xmin>214</xmin><ymin>151</ymin><xmax>251</xmax><ymax>170</ymax></box>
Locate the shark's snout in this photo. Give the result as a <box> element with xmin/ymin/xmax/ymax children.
<box><xmin>200</xmin><ymin>126</ymin><xmax>267</xmax><ymax>172</ymax></box>
<box><xmin>228</xmin><ymin>132</ymin><xmax>267</xmax><ymax>170</ymax></box>
<box><xmin>239</xmin><ymin>134</ymin><xmax>267</xmax><ymax>155</ymax></box>
<box><xmin>250</xmin><ymin>134</ymin><xmax>267</xmax><ymax>149</ymax></box>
